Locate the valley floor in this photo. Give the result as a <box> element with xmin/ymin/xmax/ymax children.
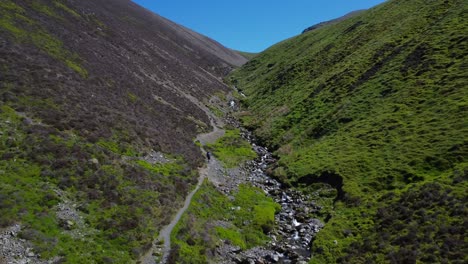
<box><xmin>140</xmin><ymin>103</ymin><xmax>227</xmax><ymax>264</ymax></box>
<box><xmin>149</xmin><ymin>98</ymin><xmax>328</xmax><ymax>263</ymax></box>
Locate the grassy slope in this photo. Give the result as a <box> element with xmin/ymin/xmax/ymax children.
<box><xmin>236</xmin><ymin>50</ymin><xmax>259</xmax><ymax>60</ymax></box>
<box><xmin>170</xmin><ymin>182</ymin><xmax>280</xmax><ymax>263</ymax></box>
<box><xmin>229</xmin><ymin>0</ymin><xmax>467</xmax><ymax>262</ymax></box>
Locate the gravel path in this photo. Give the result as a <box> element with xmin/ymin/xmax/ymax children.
<box><xmin>139</xmin><ymin>97</ymin><xmax>225</xmax><ymax>264</ymax></box>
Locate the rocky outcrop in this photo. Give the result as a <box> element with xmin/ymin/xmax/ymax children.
<box><xmin>0</xmin><ymin>225</ymin><xmax>47</xmax><ymax>264</ymax></box>
<box><xmin>239</xmin><ymin>143</ymin><xmax>324</xmax><ymax>263</ymax></box>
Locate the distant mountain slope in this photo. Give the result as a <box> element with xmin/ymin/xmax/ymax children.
<box><xmin>235</xmin><ymin>50</ymin><xmax>259</xmax><ymax>60</ymax></box>
<box><xmin>230</xmin><ymin>0</ymin><xmax>467</xmax><ymax>262</ymax></box>
<box><xmin>302</xmin><ymin>10</ymin><xmax>366</xmax><ymax>34</ymax></box>
<box><xmin>151</xmin><ymin>8</ymin><xmax>248</xmax><ymax>68</ymax></box>
<box><xmin>0</xmin><ymin>0</ymin><xmax>244</xmax><ymax>262</ymax></box>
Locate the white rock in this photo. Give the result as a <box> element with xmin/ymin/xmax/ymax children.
<box><xmin>293</xmin><ymin>219</ymin><xmax>301</xmax><ymax>227</ymax></box>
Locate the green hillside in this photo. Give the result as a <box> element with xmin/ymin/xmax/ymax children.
<box><xmin>236</xmin><ymin>50</ymin><xmax>259</xmax><ymax>60</ymax></box>
<box><xmin>229</xmin><ymin>0</ymin><xmax>468</xmax><ymax>262</ymax></box>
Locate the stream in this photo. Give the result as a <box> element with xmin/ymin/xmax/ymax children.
<box><xmin>141</xmin><ymin>100</ymin><xmax>324</xmax><ymax>264</ymax></box>
<box><xmin>210</xmin><ymin>121</ymin><xmax>324</xmax><ymax>264</ymax></box>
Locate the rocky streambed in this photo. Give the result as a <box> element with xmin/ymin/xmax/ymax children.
<box><xmin>213</xmin><ymin>123</ymin><xmax>324</xmax><ymax>264</ymax></box>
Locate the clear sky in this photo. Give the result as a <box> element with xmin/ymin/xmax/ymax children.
<box><xmin>131</xmin><ymin>0</ymin><xmax>387</xmax><ymax>53</ymax></box>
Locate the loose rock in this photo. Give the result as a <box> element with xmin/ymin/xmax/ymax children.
<box><xmin>213</xmin><ymin>116</ymin><xmax>324</xmax><ymax>263</ymax></box>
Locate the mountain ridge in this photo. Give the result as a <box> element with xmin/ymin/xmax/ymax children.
<box><xmin>302</xmin><ymin>9</ymin><xmax>366</xmax><ymax>34</ymax></box>
<box><xmin>1</xmin><ymin>0</ymin><xmax>467</xmax><ymax>263</ymax></box>
<box><xmin>230</xmin><ymin>0</ymin><xmax>467</xmax><ymax>262</ymax></box>
<box><xmin>135</xmin><ymin>2</ymin><xmax>247</xmax><ymax>68</ymax></box>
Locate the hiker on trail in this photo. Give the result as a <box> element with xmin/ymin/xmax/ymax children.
<box><xmin>206</xmin><ymin>151</ymin><xmax>211</xmax><ymax>160</ymax></box>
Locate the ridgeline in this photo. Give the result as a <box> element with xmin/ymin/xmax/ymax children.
<box><xmin>1</xmin><ymin>0</ymin><xmax>467</xmax><ymax>263</ymax></box>
<box><xmin>0</xmin><ymin>0</ymin><xmax>245</xmax><ymax>262</ymax></box>
<box><xmin>229</xmin><ymin>0</ymin><xmax>467</xmax><ymax>262</ymax></box>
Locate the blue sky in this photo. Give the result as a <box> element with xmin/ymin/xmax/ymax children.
<box><xmin>132</xmin><ymin>0</ymin><xmax>387</xmax><ymax>53</ymax></box>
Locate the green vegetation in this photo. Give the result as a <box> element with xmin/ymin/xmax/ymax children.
<box><xmin>204</xmin><ymin>92</ymin><xmax>229</xmax><ymax>118</ymax></box>
<box><xmin>170</xmin><ymin>182</ymin><xmax>280</xmax><ymax>263</ymax></box>
<box><xmin>0</xmin><ymin>105</ymin><xmax>131</xmax><ymax>262</ymax></box>
<box><xmin>229</xmin><ymin>0</ymin><xmax>468</xmax><ymax>262</ymax></box>
<box><xmin>205</xmin><ymin>129</ymin><xmax>257</xmax><ymax>168</ymax></box>
<box><xmin>207</xmin><ymin>104</ymin><xmax>224</xmax><ymax>118</ymax></box>
<box><xmin>0</xmin><ymin>106</ymin><xmax>55</xmax><ymax>227</ymax></box>
<box><xmin>127</xmin><ymin>92</ymin><xmax>139</xmax><ymax>103</ymax></box>
<box><xmin>0</xmin><ymin>103</ymin><xmax>196</xmax><ymax>262</ymax></box>
<box><xmin>97</xmin><ymin>138</ymin><xmax>137</xmax><ymax>157</ymax></box>
<box><xmin>236</xmin><ymin>50</ymin><xmax>259</xmax><ymax>60</ymax></box>
<box><xmin>53</xmin><ymin>0</ymin><xmax>81</xmax><ymax>18</ymax></box>
<box><xmin>343</xmin><ymin>178</ymin><xmax>468</xmax><ymax>263</ymax></box>
<box><xmin>31</xmin><ymin>1</ymin><xmax>60</xmax><ymax>19</ymax></box>
<box><xmin>136</xmin><ymin>158</ymin><xmax>187</xmax><ymax>178</ymax></box>
<box><xmin>0</xmin><ymin>0</ymin><xmax>87</xmax><ymax>77</ymax></box>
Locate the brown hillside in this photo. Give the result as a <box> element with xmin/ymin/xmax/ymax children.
<box><xmin>0</xmin><ymin>0</ymin><xmax>246</xmax><ymax>261</ymax></box>
<box><xmin>1</xmin><ymin>0</ymin><xmax>246</xmax><ymax>165</ymax></box>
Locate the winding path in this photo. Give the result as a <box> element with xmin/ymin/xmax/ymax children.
<box><xmin>139</xmin><ymin>97</ymin><xmax>225</xmax><ymax>264</ymax></box>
